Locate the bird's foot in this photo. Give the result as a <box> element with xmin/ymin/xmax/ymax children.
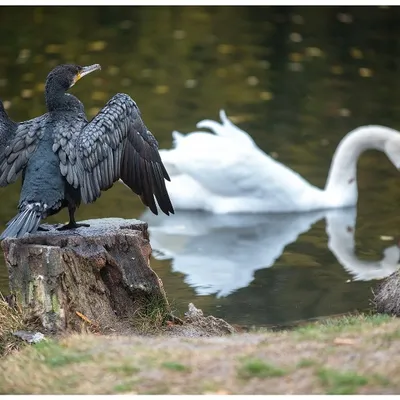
<box><xmin>57</xmin><ymin>222</ymin><xmax>90</xmax><ymax>231</ymax></box>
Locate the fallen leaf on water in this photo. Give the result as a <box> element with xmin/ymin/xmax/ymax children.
<box><xmin>289</xmin><ymin>52</ymin><xmax>303</xmax><ymax>62</ymax></box>
<box><xmin>88</xmin><ymin>41</ymin><xmax>107</xmax><ymax>52</ymax></box>
<box><xmin>333</xmin><ymin>337</ymin><xmax>356</xmax><ymax>345</ymax></box>
<box><xmin>21</xmin><ymin>89</ymin><xmax>33</xmax><ymax>99</ymax></box>
<box><xmin>350</xmin><ymin>47</ymin><xmax>363</xmax><ymax>59</ymax></box>
<box><xmin>260</xmin><ymin>91</ymin><xmax>273</xmax><ymax>101</ymax></box>
<box><xmin>339</xmin><ymin>108</ymin><xmax>351</xmax><ymax>117</ymax></box>
<box><xmin>185</xmin><ymin>79</ymin><xmax>197</xmax><ymax>89</ymax></box>
<box><xmin>22</xmin><ymin>73</ymin><xmax>35</xmax><ymax>82</ymax></box>
<box><xmin>331</xmin><ymin>65</ymin><xmax>343</xmax><ymax>75</ymax></box>
<box><xmin>91</xmin><ymin>91</ymin><xmax>107</xmax><ymax>101</ymax></box>
<box><xmin>89</xmin><ymin>107</ymin><xmax>100</xmax><ymax>117</ymax></box>
<box><xmin>173</xmin><ymin>29</ymin><xmax>186</xmax><ymax>40</ymax></box>
<box><xmin>45</xmin><ymin>44</ymin><xmax>63</xmax><ymax>54</ymax></box>
<box><xmin>359</xmin><ymin>67</ymin><xmax>373</xmax><ymax>78</ymax></box>
<box><xmin>247</xmin><ymin>76</ymin><xmax>259</xmax><ymax>86</ymax></box>
<box><xmin>217</xmin><ymin>44</ymin><xmax>235</xmax><ymax>55</ymax></box>
<box><xmin>154</xmin><ymin>85</ymin><xmax>169</xmax><ymax>95</ymax></box>
<box><xmin>289</xmin><ymin>32</ymin><xmax>302</xmax><ymax>43</ymax></box>
<box><xmin>380</xmin><ymin>235</ymin><xmax>394</xmax><ymax>241</ymax></box>
<box><xmin>35</xmin><ymin>83</ymin><xmax>45</xmax><ymax>92</ymax></box>
<box><xmin>305</xmin><ymin>47</ymin><xmax>323</xmax><ymax>57</ymax></box>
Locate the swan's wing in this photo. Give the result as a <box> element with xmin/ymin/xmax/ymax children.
<box><xmin>0</xmin><ymin>115</ymin><xmax>47</xmax><ymax>186</ymax></box>
<box><xmin>74</xmin><ymin>93</ymin><xmax>173</xmax><ymax>215</ymax></box>
<box><xmin>167</xmin><ymin>133</ymin><xmax>314</xmax><ymax>210</ymax></box>
<box><xmin>196</xmin><ymin>109</ymin><xmax>256</xmax><ymax>147</ymax></box>
<box><xmin>169</xmin><ymin>110</ymin><xmax>254</xmax><ymax>152</ymax></box>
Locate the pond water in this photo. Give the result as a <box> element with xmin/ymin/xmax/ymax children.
<box><xmin>1</xmin><ymin>6</ymin><xmax>400</xmax><ymax>328</ymax></box>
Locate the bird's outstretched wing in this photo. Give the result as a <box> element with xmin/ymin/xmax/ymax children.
<box><xmin>0</xmin><ymin>115</ymin><xmax>47</xmax><ymax>187</ymax></box>
<box><xmin>0</xmin><ymin>103</ymin><xmax>18</xmax><ymax>158</ymax></box>
<box><xmin>74</xmin><ymin>93</ymin><xmax>174</xmax><ymax>215</ymax></box>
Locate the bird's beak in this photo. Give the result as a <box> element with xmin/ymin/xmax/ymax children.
<box><xmin>71</xmin><ymin>64</ymin><xmax>101</xmax><ymax>87</ymax></box>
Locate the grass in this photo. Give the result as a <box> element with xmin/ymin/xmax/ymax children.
<box><xmin>161</xmin><ymin>361</ymin><xmax>189</xmax><ymax>372</ymax></box>
<box><xmin>317</xmin><ymin>368</ymin><xmax>369</xmax><ymax>394</ymax></box>
<box><xmin>131</xmin><ymin>293</ymin><xmax>173</xmax><ymax>335</ymax></box>
<box><xmin>0</xmin><ymin>294</ymin><xmax>28</xmax><ymax>357</ymax></box>
<box><xmin>33</xmin><ymin>340</ymin><xmax>92</xmax><ymax>367</ymax></box>
<box><xmin>113</xmin><ymin>382</ymin><xmax>136</xmax><ymax>393</ymax></box>
<box><xmin>108</xmin><ymin>364</ymin><xmax>140</xmax><ymax>375</ymax></box>
<box><xmin>1</xmin><ymin>308</ymin><xmax>400</xmax><ymax>394</ymax></box>
<box><xmin>293</xmin><ymin>313</ymin><xmax>393</xmax><ymax>339</ymax></box>
<box><xmin>297</xmin><ymin>358</ymin><xmax>317</xmax><ymax>368</ymax></box>
<box><xmin>238</xmin><ymin>357</ymin><xmax>287</xmax><ymax>379</ymax></box>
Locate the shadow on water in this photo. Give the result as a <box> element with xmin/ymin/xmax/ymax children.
<box><xmin>1</xmin><ymin>6</ymin><xmax>400</xmax><ymax>326</ymax></box>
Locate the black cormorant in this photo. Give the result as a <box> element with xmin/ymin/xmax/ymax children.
<box><xmin>0</xmin><ymin>63</ymin><xmax>174</xmax><ymax>239</ymax></box>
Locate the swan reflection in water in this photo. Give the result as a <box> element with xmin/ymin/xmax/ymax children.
<box><xmin>141</xmin><ymin>208</ymin><xmax>400</xmax><ymax>298</ymax></box>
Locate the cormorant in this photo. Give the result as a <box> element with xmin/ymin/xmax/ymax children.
<box><xmin>0</xmin><ymin>63</ymin><xmax>174</xmax><ymax>239</ymax></box>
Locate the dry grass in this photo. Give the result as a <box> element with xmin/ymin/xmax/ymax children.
<box><xmin>1</xmin><ymin>313</ymin><xmax>400</xmax><ymax>394</ymax></box>
<box><xmin>130</xmin><ymin>293</ymin><xmax>173</xmax><ymax>335</ymax></box>
<box><xmin>0</xmin><ymin>294</ymin><xmax>28</xmax><ymax>357</ymax></box>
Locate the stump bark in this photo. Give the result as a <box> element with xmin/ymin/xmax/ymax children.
<box><xmin>373</xmin><ymin>269</ymin><xmax>400</xmax><ymax>316</ymax></box>
<box><xmin>1</xmin><ymin>218</ymin><xmax>169</xmax><ymax>334</ymax></box>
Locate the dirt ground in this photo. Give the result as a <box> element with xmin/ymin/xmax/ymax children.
<box><xmin>1</xmin><ymin>313</ymin><xmax>400</xmax><ymax>394</ymax></box>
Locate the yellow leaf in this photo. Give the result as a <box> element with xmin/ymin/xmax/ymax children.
<box><xmin>88</xmin><ymin>41</ymin><xmax>107</xmax><ymax>52</ymax></box>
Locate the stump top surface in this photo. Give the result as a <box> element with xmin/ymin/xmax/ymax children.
<box><xmin>2</xmin><ymin>218</ymin><xmax>147</xmax><ymax>246</ymax></box>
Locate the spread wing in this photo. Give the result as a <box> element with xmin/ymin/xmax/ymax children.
<box><xmin>0</xmin><ymin>104</ymin><xmax>18</xmax><ymax>158</ymax></box>
<box><xmin>0</xmin><ymin>115</ymin><xmax>47</xmax><ymax>187</ymax></box>
<box><xmin>75</xmin><ymin>93</ymin><xmax>174</xmax><ymax>215</ymax></box>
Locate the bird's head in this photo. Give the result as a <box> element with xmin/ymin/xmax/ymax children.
<box><xmin>46</xmin><ymin>63</ymin><xmax>101</xmax><ymax>92</ymax></box>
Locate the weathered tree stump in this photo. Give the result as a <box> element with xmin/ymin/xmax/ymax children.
<box><xmin>373</xmin><ymin>269</ymin><xmax>400</xmax><ymax>316</ymax></box>
<box><xmin>1</xmin><ymin>218</ymin><xmax>169</xmax><ymax>334</ymax></box>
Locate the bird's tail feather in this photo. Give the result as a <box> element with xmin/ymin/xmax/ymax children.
<box><xmin>0</xmin><ymin>203</ymin><xmax>44</xmax><ymax>240</ymax></box>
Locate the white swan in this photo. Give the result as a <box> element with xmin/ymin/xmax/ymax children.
<box><xmin>160</xmin><ymin>110</ymin><xmax>400</xmax><ymax>213</ymax></box>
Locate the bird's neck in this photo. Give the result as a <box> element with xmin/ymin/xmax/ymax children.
<box><xmin>324</xmin><ymin>126</ymin><xmax>392</xmax><ymax>206</ymax></box>
<box><xmin>45</xmin><ymin>82</ymin><xmax>73</xmax><ymax>112</ymax></box>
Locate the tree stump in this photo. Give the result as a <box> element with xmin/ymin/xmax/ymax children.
<box><xmin>373</xmin><ymin>269</ymin><xmax>400</xmax><ymax>316</ymax></box>
<box><xmin>1</xmin><ymin>218</ymin><xmax>169</xmax><ymax>334</ymax></box>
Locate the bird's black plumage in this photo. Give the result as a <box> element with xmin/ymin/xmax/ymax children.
<box><xmin>0</xmin><ymin>100</ymin><xmax>17</xmax><ymax>155</ymax></box>
<box><xmin>0</xmin><ymin>63</ymin><xmax>174</xmax><ymax>239</ymax></box>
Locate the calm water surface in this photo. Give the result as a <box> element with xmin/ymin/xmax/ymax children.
<box><xmin>1</xmin><ymin>6</ymin><xmax>400</xmax><ymax>327</ymax></box>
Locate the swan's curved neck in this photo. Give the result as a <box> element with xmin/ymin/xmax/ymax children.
<box><xmin>324</xmin><ymin>126</ymin><xmax>397</xmax><ymax>207</ymax></box>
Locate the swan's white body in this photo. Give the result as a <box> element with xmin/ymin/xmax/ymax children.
<box><xmin>160</xmin><ymin>111</ymin><xmax>400</xmax><ymax>214</ymax></box>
